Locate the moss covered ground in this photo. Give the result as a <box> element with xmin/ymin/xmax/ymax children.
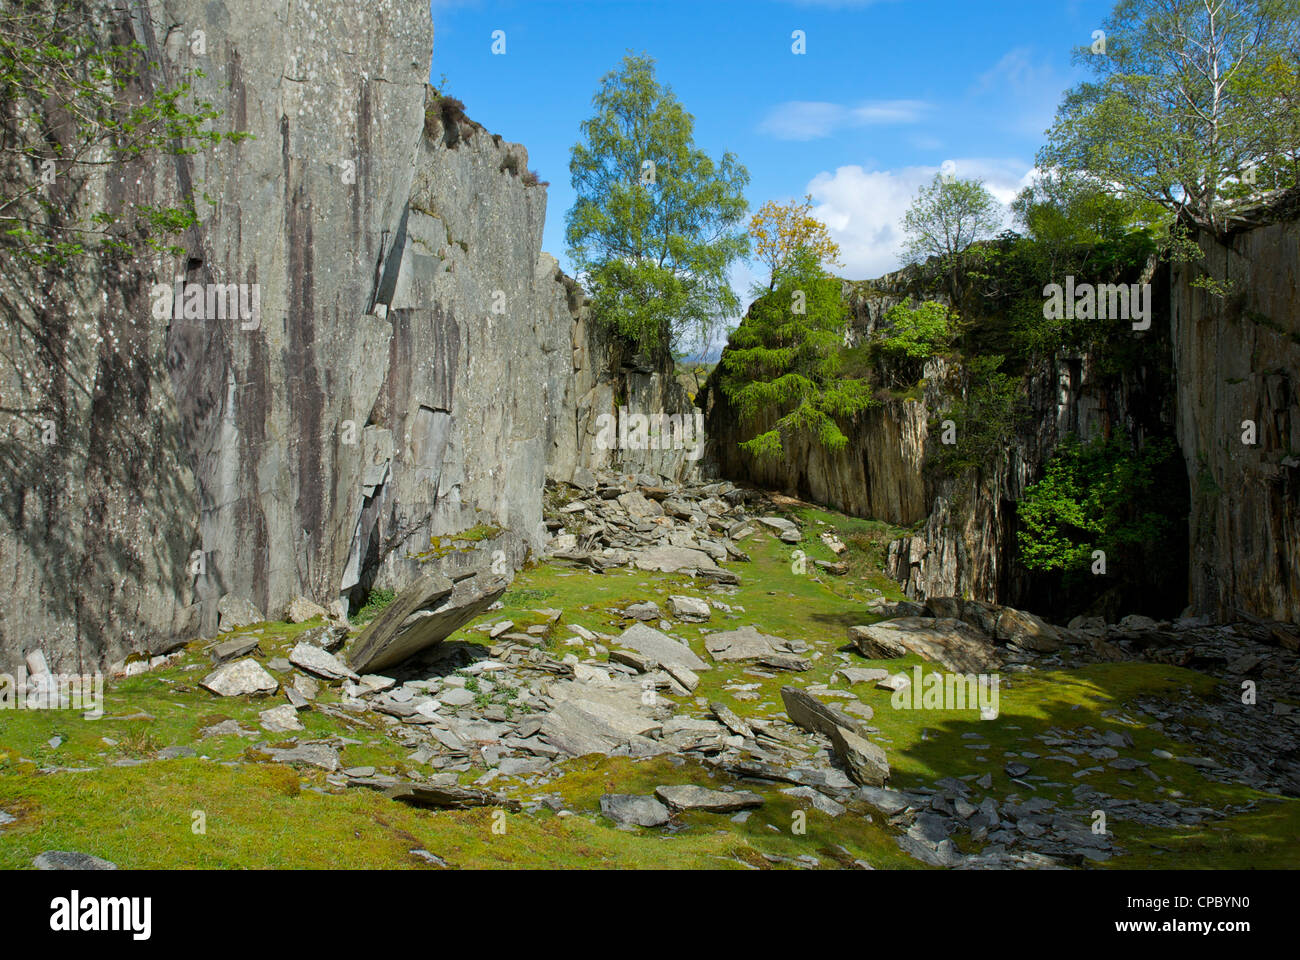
<box><xmin>1</xmin><ymin>502</ymin><xmax>1295</xmax><ymax>869</ymax></box>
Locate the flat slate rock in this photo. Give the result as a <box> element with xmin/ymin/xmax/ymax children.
<box><xmin>895</xmin><ymin>834</ymin><xmax>964</xmax><ymax>867</ymax></box>
<box><xmin>201</xmin><ymin>658</ymin><xmax>278</xmax><ymax>697</ymax></box>
<box><xmin>260</xmin><ymin>742</ymin><xmax>340</xmax><ymax>771</ymax></box>
<box><xmin>704</xmin><ymin>625</ymin><xmax>782</xmax><ymax>662</ymax></box>
<box><xmin>385</xmin><ymin>782</ymin><xmax>520</xmax><ymax>811</ymax></box>
<box><xmin>259</xmin><ymin>704</ymin><xmax>304</xmax><ymax>732</ymax></box>
<box><xmin>540</xmin><ymin>695</ymin><xmax>663</xmax><ymax>757</ymax></box>
<box><xmin>632</xmin><ymin>545</ymin><xmax>718</xmax><ymax>574</ymax></box>
<box><xmin>289</xmin><ymin>642</ymin><xmax>359</xmax><ymax>682</ymax></box>
<box><xmin>838</xmin><ymin>667</ymin><xmax>891</xmax><ymax>685</ymax></box>
<box><xmin>858</xmin><ymin>786</ymin><xmax>909</xmax><ymax>816</ymax></box>
<box><xmin>667</xmin><ymin>595</ymin><xmax>712</xmax><ymax>622</ymax></box>
<box><xmin>654</xmin><ymin>784</ymin><xmax>764</xmax><ymax>813</ymax></box>
<box><xmin>600</xmin><ymin>793</ymin><xmax>673</xmax><ymax>827</ymax></box>
<box><xmin>33</xmin><ymin>851</ymin><xmax>118</xmax><ymax>871</ymax></box>
<box><xmin>849</xmin><ymin>618</ymin><xmax>1003</xmax><ymax>673</ymax></box>
<box><xmin>209</xmin><ymin>635</ymin><xmax>260</xmax><ymax>664</ymax></box>
<box><xmin>614</xmin><ymin>623</ymin><xmax>708</xmax><ymax>671</ymax></box>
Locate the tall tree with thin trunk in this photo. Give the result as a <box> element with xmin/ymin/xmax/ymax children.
<box><xmin>1039</xmin><ymin>0</ymin><xmax>1300</xmax><ymax>236</ymax></box>
<box><xmin>566</xmin><ymin>53</ymin><xmax>750</xmax><ymax>355</ymax></box>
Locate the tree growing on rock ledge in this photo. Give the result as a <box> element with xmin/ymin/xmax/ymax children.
<box><xmin>566</xmin><ymin>53</ymin><xmax>750</xmax><ymax>355</ymax></box>
<box><xmin>901</xmin><ymin>174</ymin><xmax>1003</xmax><ymax>299</ymax></box>
<box><xmin>749</xmin><ymin>195</ymin><xmax>841</xmax><ymax>289</ymax></box>
<box><xmin>718</xmin><ymin>248</ymin><xmax>875</xmax><ymax>459</ymax></box>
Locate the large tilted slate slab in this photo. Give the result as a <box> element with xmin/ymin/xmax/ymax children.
<box><xmin>849</xmin><ymin>617</ymin><xmax>1003</xmax><ymax>673</ymax></box>
<box><xmin>780</xmin><ymin>686</ymin><xmax>864</xmax><ymax>738</ymax></box>
<box><xmin>347</xmin><ymin>571</ymin><xmax>510</xmax><ymax>674</ymax></box>
<box><xmin>613</xmin><ymin>623</ymin><xmax>709</xmax><ymax>672</ymax></box>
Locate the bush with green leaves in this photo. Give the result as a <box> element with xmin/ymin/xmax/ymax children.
<box><xmin>1017</xmin><ymin>432</ymin><xmax>1183</xmax><ymax>582</ymax></box>
<box><xmin>719</xmin><ymin>248</ymin><xmax>875</xmax><ymax>459</ymax></box>
<box><xmin>932</xmin><ymin>355</ymin><xmax>1026</xmax><ymax>477</ymax></box>
<box><xmin>875</xmin><ymin>300</ymin><xmax>955</xmax><ymax>387</ymax></box>
<box><xmin>1038</xmin><ymin>0</ymin><xmax>1300</xmax><ymax>236</ymax></box>
<box><xmin>1</xmin><ymin>0</ymin><xmax>249</xmax><ymax>266</ymax></box>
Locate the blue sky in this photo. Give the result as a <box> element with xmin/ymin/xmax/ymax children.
<box><xmin>428</xmin><ymin>0</ymin><xmax>1113</xmax><ymax>294</ymax></box>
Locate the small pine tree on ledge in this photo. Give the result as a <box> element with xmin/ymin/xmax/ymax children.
<box><xmin>719</xmin><ymin>248</ymin><xmax>876</xmax><ymax>459</ymax></box>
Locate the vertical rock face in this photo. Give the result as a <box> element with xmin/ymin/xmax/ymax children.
<box><xmin>710</xmin><ymin>200</ymin><xmax>1300</xmax><ymax>625</ymax></box>
<box><xmin>160</xmin><ymin>0</ymin><xmax>434</xmax><ymax>636</ymax></box>
<box><xmin>0</xmin><ymin>0</ymin><xmax>691</xmax><ymax>673</ymax></box>
<box><xmin>4</xmin><ymin>0</ymin><xmax>430</xmax><ymax>672</ymax></box>
<box><xmin>705</xmin><ymin>262</ymin><xmax>1184</xmax><ymax>619</ymax></box>
<box><xmin>888</xmin><ymin>329</ymin><xmax>1180</xmax><ymax>615</ymax></box>
<box><xmin>554</xmin><ymin>316</ymin><xmax>702</xmax><ymax>485</ymax></box>
<box><xmin>1170</xmin><ymin>202</ymin><xmax>1300</xmax><ymax>624</ymax></box>
<box><xmin>702</xmin><ymin>276</ymin><xmax>934</xmax><ymax>523</ymax></box>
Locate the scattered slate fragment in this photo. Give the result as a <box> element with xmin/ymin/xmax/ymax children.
<box><xmin>613</xmin><ymin>622</ymin><xmax>708</xmax><ymax>671</ymax></box>
<box><xmin>830</xmin><ymin>725</ymin><xmax>891</xmax><ymax>787</ymax></box>
<box><xmin>289</xmin><ymin>642</ymin><xmax>359</xmax><ymax>682</ymax></box>
<box><xmin>259</xmin><ymin>704</ymin><xmax>304</xmax><ymax>732</ymax></box>
<box><xmin>209</xmin><ymin>636</ymin><xmax>260</xmax><ymax>664</ymax></box>
<box><xmin>781</xmin><ymin>685</ymin><xmax>862</xmax><ymax>738</ymax></box>
<box><xmin>201</xmin><ymin>658</ymin><xmax>278</xmax><ymax>698</ymax></box>
<box><xmin>654</xmin><ymin>784</ymin><xmax>764</xmax><ymax>813</ymax></box>
<box><xmin>385</xmin><ymin>782</ymin><xmax>521</xmax><ymax>811</ymax></box>
<box><xmin>709</xmin><ymin>701</ymin><xmax>754</xmax><ymax>739</ymax></box>
<box><xmin>600</xmin><ymin>794</ymin><xmax>672</xmax><ymax>827</ymax></box>
<box><xmin>667</xmin><ymin>595</ymin><xmax>712</xmax><ymax>622</ymax></box>
<box><xmin>259</xmin><ymin>742</ymin><xmax>340</xmax><ymax>771</ymax></box>
<box><xmin>33</xmin><ymin>851</ymin><xmax>117</xmax><ymax>871</ymax></box>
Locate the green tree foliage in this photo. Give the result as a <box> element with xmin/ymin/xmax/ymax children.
<box><xmin>1017</xmin><ymin>433</ymin><xmax>1182</xmax><ymax>579</ymax></box>
<box><xmin>932</xmin><ymin>354</ymin><xmax>1027</xmax><ymax>477</ymax></box>
<box><xmin>1039</xmin><ymin>0</ymin><xmax>1300</xmax><ymax>235</ymax></box>
<box><xmin>566</xmin><ymin>53</ymin><xmax>750</xmax><ymax>353</ymax></box>
<box><xmin>875</xmin><ymin>300</ymin><xmax>955</xmax><ymax>387</ymax></box>
<box><xmin>1</xmin><ymin>0</ymin><xmax>249</xmax><ymax>266</ymax></box>
<box><xmin>719</xmin><ymin>249</ymin><xmax>875</xmax><ymax>459</ymax></box>
<box><xmin>1011</xmin><ymin>169</ymin><xmax>1162</xmax><ymax>251</ymax></box>
<box><xmin>902</xmin><ymin>174</ymin><xmax>1004</xmax><ymax>295</ymax></box>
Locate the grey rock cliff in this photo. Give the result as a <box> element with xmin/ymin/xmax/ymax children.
<box><xmin>1171</xmin><ymin>202</ymin><xmax>1300</xmax><ymax>623</ymax></box>
<box><xmin>0</xmin><ymin>0</ymin><xmax>691</xmax><ymax>673</ymax></box>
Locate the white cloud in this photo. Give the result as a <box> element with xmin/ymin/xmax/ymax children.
<box><xmin>758</xmin><ymin>99</ymin><xmax>932</xmax><ymax>141</ymax></box>
<box><xmin>804</xmin><ymin>158</ymin><xmax>1034</xmax><ymax>279</ymax></box>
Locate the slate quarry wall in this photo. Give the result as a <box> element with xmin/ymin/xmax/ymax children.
<box><xmin>706</xmin><ymin>207</ymin><xmax>1300</xmax><ymax>626</ymax></box>
<box><xmin>0</xmin><ymin>0</ymin><xmax>693</xmax><ymax>673</ymax></box>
